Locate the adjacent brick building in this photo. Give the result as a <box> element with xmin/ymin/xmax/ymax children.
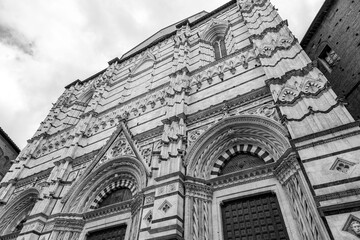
<box><xmin>301</xmin><ymin>0</ymin><xmax>360</xmax><ymax>120</ymax></box>
<box><xmin>0</xmin><ymin>128</ymin><xmax>19</xmax><ymax>182</ymax></box>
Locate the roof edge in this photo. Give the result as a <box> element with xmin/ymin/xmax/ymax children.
<box><xmin>0</xmin><ymin>127</ymin><xmax>20</xmax><ymax>153</ymax></box>
<box><xmin>300</xmin><ymin>0</ymin><xmax>335</xmax><ymax>48</ymax></box>
<box><xmin>63</xmin><ymin>0</ymin><xmax>237</xmax><ymax>90</ymax></box>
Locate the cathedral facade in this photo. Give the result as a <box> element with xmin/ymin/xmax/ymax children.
<box><xmin>1</xmin><ymin>0</ymin><xmax>360</xmax><ymax>239</ymax></box>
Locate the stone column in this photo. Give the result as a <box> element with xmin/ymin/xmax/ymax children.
<box><xmin>184</xmin><ymin>181</ymin><xmax>213</xmax><ymax>240</ymax></box>
<box><xmin>129</xmin><ymin>193</ymin><xmax>143</xmax><ymax>240</ymax></box>
<box><xmin>274</xmin><ymin>152</ymin><xmax>330</xmax><ymax>240</ymax></box>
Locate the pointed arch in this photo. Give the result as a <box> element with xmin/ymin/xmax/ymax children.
<box><xmin>200</xmin><ymin>18</ymin><xmax>230</xmax><ymax>61</ymax></box>
<box><xmin>78</xmin><ymin>89</ymin><xmax>94</xmax><ymax>105</ymax></box>
<box><xmin>131</xmin><ymin>51</ymin><xmax>156</xmax><ymax>75</ymax></box>
<box><xmin>63</xmin><ymin>156</ymin><xmax>147</xmax><ymax>213</ymax></box>
<box><xmin>201</xmin><ymin>18</ymin><xmax>229</xmax><ymax>43</ymax></box>
<box><xmin>0</xmin><ymin>188</ymin><xmax>39</xmax><ymax>235</ymax></box>
<box><xmin>185</xmin><ymin>115</ymin><xmax>291</xmax><ymax>179</ymax></box>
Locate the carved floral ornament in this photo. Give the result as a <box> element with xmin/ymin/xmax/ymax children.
<box><xmin>271</xmin><ymin>72</ymin><xmax>327</xmax><ymax>104</ymax></box>
<box><xmin>255</xmin><ymin>32</ymin><xmax>295</xmax><ymax>58</ymax></box>
<box><xmin>186</xmin><ymin>115</ymin><xmax>290</xmax><ymax>179</ymax></box>
<box><xmin>89</xmin><ymin>176</ymin><xmax>138</xmax><ymax>210</ymax></box>
<box><xmin>98</xmin><ymin>133</ymin><xmax>135</xmax><ymax>166</ymax></box>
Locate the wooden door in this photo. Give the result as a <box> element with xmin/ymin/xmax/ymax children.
<box><xmin>221</xmin><ymin>192</ymin><xmax>289</xmax><ymax>240</ymax></box>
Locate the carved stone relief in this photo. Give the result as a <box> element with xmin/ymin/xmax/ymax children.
<box><xmin>343</xmin><ymin>215</ymin><xmax>360</xmax><ymax>238</ymax></box>
<box><xmin>98</xmin><ymin>132</ymin><xmax>135</xmax><ymax>165</ymax></box>
<box><xmin>330</xmin><ymin>157</ymin><xmax>356</xmax><ymax>174</ymax></box>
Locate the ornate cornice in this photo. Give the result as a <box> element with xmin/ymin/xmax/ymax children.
<box><xmin>275</xmin><ymin>83</ymin><xmax>330</xmax><ymax>106</ymax></box>
<box><xmin>265</xmin><ymin>62</ymin><xmax>315</xmax><ymax>86</ymax></box>
<box><xmin>133</xmin><ymin>126</ymin><xmax>163</xmax><ymax>142</ymax></box>
<box><xmin>246</xmin><ymin>5</ymin><xmax>276</xmax><ymax>25</ymax></box>
<box><xmin>186</xmin><ymin>87</ymin><xmax>270</xmax><ymax>125</ymax></box>
<box><xmin>72</xmin><ymin>149</ymin><xmax>100</xmax><ymax>167</ymax></box>
<box><xmin>209</xmin><ymin>163</ymin><xmax>275</xmax><ymax>190</ymax></box>
<box><xmin>257</xmin><ymin>35</ymin><xmax>297</xmax><ymax>59</ymax></box>
<box><xmin>239</xmin><ymin>0</ymin><xmax>268</xmax><ymax>15</ymax></box>
<box><xmin>83</xmin><ymin>200</ymin><xmax>131</xmax><ymax>221</ymax></box>
<box><xmin>52</xmin><ymin>215</ymin><xmax>85</xmax><ymax>232</ymax></box>
<box><xmin>250</xmin><ymin>20</ymin><xmax>288</xmax><ymax>39</ymax></box>
<box><xmin>14</xmin><ymin>168</ymin><xmax>52</xmax><ymax>189</ymax></box>
<box><xmin>281</xmin><ymin>99</ymin><xmax>344</xmax><ymax>123</ymax></box>
<box><xmin>261</xmin><ymin>48</ymin><xmax>304</xmax><ymax>68</ymax></box>
<box><xmin>189</xmin><ymin>0</ymin><xmax>236</xmax><ymax>27</ymax></box>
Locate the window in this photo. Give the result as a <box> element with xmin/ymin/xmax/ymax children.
<box><xmin>200</xmin><ymin>18</ymin><xmax>229</xmax><ymax>62</ymax></box>
<box><xmin>318</xmin><ymin>45</ymin><xmax>340</xmax><ymax>72</ymax></box>
<box><xmin>212</xmin><ymin>36</ymin><xmax>227</xmax><ymax>60</ymax></box>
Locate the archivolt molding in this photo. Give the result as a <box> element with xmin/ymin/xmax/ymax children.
<box><xmin>0</xmin><ymin>188</ymin><xmax>39</xmax><ymax>235</ymax></box>
<box><xmin>200</xmin><ymin>18</ymin><xmax>229</xmax><ymax>43</ymax></box>
<box><xmin>62</xmin><ymin>156</ymin><xmax>146</xmax><ymax>214</ymax></box>
<box><xmin>210</xmin><ymin>144</ymin><xmax>273</xmax><ymax>178</ymax></box>
<box><xmin>186</xmin><ymin>115</ymin><xmax>290</xmax><ymax>179</ymax></box>
<box><xmin>89</xmin><ymin>176</ymin><xmax>137</xmax><ymax>210</ymax></box>
<box><xmin>193</xmin><ymin>135</ymin><xmax>277</xmax><ymax>179</ymax></box>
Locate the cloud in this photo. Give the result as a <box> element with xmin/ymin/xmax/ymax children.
<box><xmin>0</xmin><ymin>24</ymin><xmax>34</xmax><ymax>55</ymax></box>
<box><xmin>0</xmin><ymin>0</ymin><xmax>324</xmax><ymax>150</ymax></box>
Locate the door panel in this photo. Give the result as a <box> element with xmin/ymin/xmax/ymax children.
<box><xmin>87</xmin><ymin>225</ymin><xmax>126</xmax><ymax>240</ymax></box>
<box><xmin>221</xmin><ymin>192</ymin><xmax>289</xmax><ymax>240</ymax></box>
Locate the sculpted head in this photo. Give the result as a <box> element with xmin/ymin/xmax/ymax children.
<box><xmin>350</xmin><ymin>220</ymin><xmax>360</xmax><ymax>235</ymax></box>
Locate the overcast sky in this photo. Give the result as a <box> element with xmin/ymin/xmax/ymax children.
<box><xmin>0</xmin><ymin>0</ymin><xmax>324</xmax><ymax>149</ymax></box>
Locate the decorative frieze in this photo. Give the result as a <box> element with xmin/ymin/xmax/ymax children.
<box><xmin>156</xmin><ymin>182</ymin><xmax>183</xmax><ymax>197</ymax></box>
<box><xmin>83</xmin><ymin>200</ymin><xmax>131</xmax><ymax>221</ymax></box>
<box><xmin>185</xmin><ymin>182</ymin><xmax>213</xmax><ymax>201</ymax></box>
<box><xmin>52</xmin><ymin>215</ymin><xmax>85</xmax><ymax>232</ymax></box>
